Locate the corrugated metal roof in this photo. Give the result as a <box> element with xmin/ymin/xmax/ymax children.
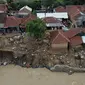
<box><xmin>43</xmin><ymin>17</ymin><xmax>63</xmax><ymax>27</ymax></box>
<box><xmin>37</xmin><ymin>13</ymin><xmax>68</xmax><ymax>19</ymax></box>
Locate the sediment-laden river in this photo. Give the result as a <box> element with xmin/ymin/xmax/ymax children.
<box><xmin>0</xmin><ymin>65</ymin><xmax>84</xmax><ymax>85</ymax></box>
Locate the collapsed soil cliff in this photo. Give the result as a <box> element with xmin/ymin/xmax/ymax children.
<box><xmin>0</xmin><ymin>33</ymin><xmax>85</xmax><ymax>70</ymax></box>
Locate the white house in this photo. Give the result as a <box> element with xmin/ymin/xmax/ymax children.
<box><xmin>18</xmin><ymin>5</ymin><xmax>32</xmax><ymax>17</ymax></box>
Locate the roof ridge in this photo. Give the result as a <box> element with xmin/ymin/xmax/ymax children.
<box><xmin>59</xmin><ymin>31</ymin><xmax>70</xmax><ymax>42</ymax></box>
<box><xmin>12</xmin><ymin>16</ymin><xmax>19</xmax><ymax>24</ymax></box>
<box><xmin>52</xmin><ymin>33</ymin><xmax>59</xmax><ymax>43</ymax></box>
<box><xmin>52</xmin><ymin>30</ymin><xmax>70</xmax><ymax>43</ymax></box>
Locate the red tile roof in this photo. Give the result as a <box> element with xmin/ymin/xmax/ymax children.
<box><xmin>64</xmin><ymin>28</ymin><xmax>82</xmax><ymax>38</ymax></box>
<box><xmin>0</xmin><ymin>4</ymin><xmax>7</xmax><ymax>12</ymax></box>
<box><xmin>43</xmin><ymin>17</ymin><xmax>62</xmax><ymax>24</ymax></box>
<box><xmin>77</xmin><ymin>5</ymin><xmax>85</xmax><ymax>13</ymax></box>
<box><xmin>50</xmin><ymin>30</ymin><xmax>70</xmax><ymax>44</ymax></box>
<box><xmin>4</xmin><ymin>16</ymin><xmax>21</xmax><ymax>28</ymax></box>
<box><xmin>50</xmin><ymin>28</ymin><xmax>85</xmax><ymax>46</ymax></box>
<box><xmin>54</xmin><ymin>6</ymin><xmax>66</xmax><ymax>12</ymax></box>
<box><xmin>66</xmin><ymin>5</ymin><xmax>80</xmax><ymax>20</ymax></box>
<box><xmin>70</xmin><ymin>36</ymin><xmax>82</xmax><ymax>46</ymax></box>
<box><xmin>64</xmin><ymin>28</ymin><xmax>85</xmax><ymax>39</ymax></box>
<box><xmin>21</xmin><ymin>14</ymin><xmax>36</xmax><ymax>25</ymax></box>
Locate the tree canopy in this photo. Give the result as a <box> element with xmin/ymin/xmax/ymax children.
<box><xmin>41</xmin><ymin>0</ymin><xmax>55</xmax><ymax>8</ymax></box>
<box><xmin>1</xmin><ymin>0</ymin><xmax>85</xmax><ymax>10</ymax></box>
<box><xmin>26</xmin><ymin>19</ymin><xmax>46</xmax><ymax>39</ymax></box>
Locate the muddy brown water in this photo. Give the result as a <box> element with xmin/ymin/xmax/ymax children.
<box><xmin>0</xmin><ymin>65</ymin><xmax>84</xmax><ymax>85</ymax></box>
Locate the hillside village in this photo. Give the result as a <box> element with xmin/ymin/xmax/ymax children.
<box><xmin>0</xmin><ymin>2</ymin><xmax>85</xmax><ymax>72</ymax></box>
<box><xmin>0</xmin><ymin>4</ymin><xmax>85</xmax><ymax>52</ymax></box>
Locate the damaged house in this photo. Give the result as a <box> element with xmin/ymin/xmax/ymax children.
<box><xmin>50</xmin><ymin>28</ymin><xmax>85</xmax><ymax>52</ymax></box>
<box><xmin>37</xmin><ymin>12</ymin><xmax>68</xmax><ymax>31</ymax></box>
<box><xmin>50</xmin><ymin>30</ymin><xmax>70</xmax><ymax>52</ymax></box>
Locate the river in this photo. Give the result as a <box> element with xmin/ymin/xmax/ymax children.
<box><xmin>0</xmin><ymin>65</ymin><xmax>84</xmax><ymax>85</ymax></box>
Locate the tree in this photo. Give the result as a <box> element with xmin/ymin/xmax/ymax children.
<box><xmin>26</xmin><ymin>19</ymin><xmax>46</xmax><ymax>39</ymax></box>
<box><xmin>41</xmin><ymin>0</ymin><xmax>55</xmax><ymax>9</ymax></box>
<box><xmin>63</xmin><ymin>0</ymin><xmax>85</xmax><ymax>5</ymax></box>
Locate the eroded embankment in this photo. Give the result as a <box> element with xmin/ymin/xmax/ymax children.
<box><xmin>0</xmin><ymin>33</ymin><xmax>85</xmax><ymax>74</ymax></box>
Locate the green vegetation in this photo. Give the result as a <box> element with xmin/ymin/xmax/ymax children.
<box><xmin>26</xmin><ymin>19</ymin><xmax>46</xmax><ymax>39</ymax></box>
<box><xmin>1</xmin><ymin>0</ymin><xmax>85</xmax><ymax>10</ymax></box>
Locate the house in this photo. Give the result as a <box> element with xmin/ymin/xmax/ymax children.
<box><xmin>18</xmin><ymin>5</ymin><xmax>32</xmax><ymax>18</ymax></box>
<box><xmin>54</xmin><ymin>5</ymin><xmax>85</xmax><ymax>28</ymax></box>
<box><xmin>64</xmin><ymin>28</ymin><xmax>85</xmax><ymax>47</ymax></box>
<box><xmin>1</xmin><ymin>13</ymin><xmax>36</xmax><ymax>33</ymax></box>
<box><xmin>66</xmin><ymin>5</ymin><xmax>85</xmax><ymax>27</ymax></box>
<box><xmin>50</xmin><ymin>30</ymin><xmax>70</xmax><ymax>52</ymax></box>
<box><xmin>54</xmin><ymin>6</ymin><xmax>69</xmax><ymax>27</ymax></box>
<box><xmin>4</xmin><ymin>16</ymin><xmax>21</xmax><ymax>32</ymax></box>
<box><xmin>4</xmin><ymin>16</ymin><xmax>21</xmax><ymax>28</ymax></box>
<box><xmin>50</xmin><ymin>28</ymin><xmax>85</xmax><ymax>52</ymax></box>
<box><xmin>42</xmin><ymin>17</ymin><xmax>64</xmax><ymax>30</ymax></box>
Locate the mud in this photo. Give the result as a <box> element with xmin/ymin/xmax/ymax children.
<box><xmin>0</xmin><ymin>65</ymin><xmax>84</xmax><ymax>85</ymax></box>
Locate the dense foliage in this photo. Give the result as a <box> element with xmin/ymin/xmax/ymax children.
<box><xmin>1</xmin><ymin>0</ymin><xmax>85</xmax><ymax>10</ymax></box>
<box><xmin>26</xmin><ymin>19</ymin><xmax>46</xmax><ymax>39</ymax></box>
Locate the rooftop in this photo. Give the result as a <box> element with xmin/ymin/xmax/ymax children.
<box><xmin>37</xmin><ymin>13</ymin><xmax>68</xmax><ymax>19</ymax></box>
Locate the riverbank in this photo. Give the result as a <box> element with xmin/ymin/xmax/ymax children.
<box><xmin>0</xmin><ymin>33</ymin><xmax>85</xmax><ymax>73</ymax></box>
<box><xmin>0</xmin><ymin>65</ymin><xmax>84</xmax><ymax>85</ymax></box>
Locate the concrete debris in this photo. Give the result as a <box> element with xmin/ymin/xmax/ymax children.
<box><xmin>50</xmin><ymin>65</ymin><xmax>85</xmax><ymax>74</ymax></box>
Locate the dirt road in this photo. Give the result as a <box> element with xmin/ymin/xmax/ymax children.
<box><xmin>0</xmin><ymin>65</ymin><xmax>84</xmax><ymax>85</ymax></box>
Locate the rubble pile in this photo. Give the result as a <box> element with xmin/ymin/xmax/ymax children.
<box><xmin>0</xmin><ymin>33</ymin><xmax>85</xmax><ymax>71</ymax></box>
